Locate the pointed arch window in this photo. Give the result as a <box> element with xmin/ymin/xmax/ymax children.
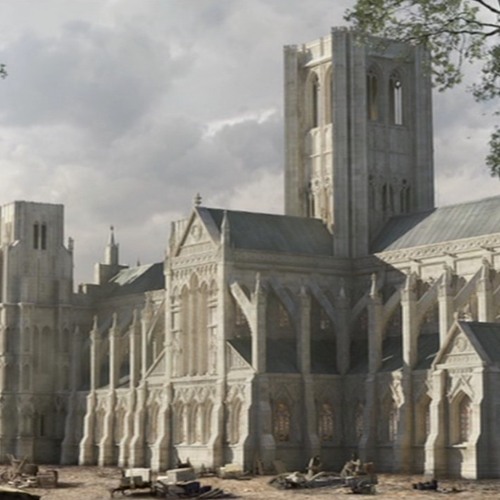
<box><xmin>308</xmin><ymin>73</ymin><xmax>321</xmax><ymax>129</ymax></box>
<box><xmin>367</xmin><ymin>68</ymin><xmax>379</xmax><ymax>121</ymax></box>
<box><xmin>354</xmin><ymin>403</ymin><xmax>364</xmax><ymax>442</ymax></box>
<box><xmin>33</xmin><ymin>223</ymin><xmax>39</xmax><ymax>249</ymax></box>
<box><xmin>324</xmin><ymin>68</ymin><xmax>332</xmax><ymax>124</ymax></box>
<box><xmin>274</xmin><ymin>401</ymin><xmax>291</xmax><ymax>442</ymax></box>
<box><xmin>459</xmin><ymin>396</ymin><xmax>472</xmax><ymax>443</ymax></box>
<box><xmin>389</xmin><ymin>72</ymin><xmax>403</xmax><ymax>125</ymax></box>
<box><xmin>318</xmin><ymin>402</ymin><xmax>334</xmax><ymax>441</ymax></box>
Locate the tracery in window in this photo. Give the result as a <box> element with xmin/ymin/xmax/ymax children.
<box><xmin>459</xmin><ymin>396</ymin><xmax>472</xmax><ymax>443</ymax></box>
<box><xmin>389</xmin><ymin>72</ymin><xmax>403</xmax><ymax>125</ymax></box>
<box><xmin>354</xmin><ymin>403</ymin><xmax>364</xmax><ymax>442</ymax></box>
<box><xmin>318</xmin><ymin>402</ymin><xmax>334</xmax><ymax>441</ymax></box>
<box><xmin>274</xmin><ymin>401</ymin><xmax>291</xmax><ymax>442</ymax></box>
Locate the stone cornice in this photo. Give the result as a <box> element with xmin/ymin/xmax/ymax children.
<box><xmin>373</xmin><ymin>234</ymin><xmax>500</xmax><ymax>265</ymax></box>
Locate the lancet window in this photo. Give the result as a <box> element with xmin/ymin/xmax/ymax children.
<box><xmin>324</xmin><ymin>68</ymin><xmax>332</xmax><ymax>124</ymax></box>
<box><xmin>318</xmin><ymin>402</ymin><xmax>334</xmax><ymax>442</ymax></box>
<box><xmin>354</xmin><ymin>403</ymin><xmax>364</xmax><ymax>442</ymax></box>
<box><xmin>458</xmin><ymin>396</ymin><xmax>472</xmax><ymax>443</ymax></box>
<box><xmin>389</xmin><ymin>71</ymin><xmax>403</xmax><ymax>125</ymax></box>
<box><xmin>274</xmin><ymin>401</ymin><xmax>291</xmax><ymax>442</ymax></box>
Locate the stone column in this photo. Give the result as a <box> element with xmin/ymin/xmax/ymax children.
<box><xmin>298</xmin><ymin>286</ymin><xmax>311</xmax><ymax>375</ymax></box>
<box><xmin>129</xmin><ymin>382</ymin><xmax>147</xmax><ymax>467</ymax></box>
<box><xmin>98</xmin><ymin>314</ymin><xmax>119</xmax><ymax>466</ymax></box>
<box><xmin>477</xmin><ymin>258</ymin><xmax>494</xmax><ymax>322</ymax></box>
<box><xmin>396</xmin><ymin>272</ymin><xmax>418</xmax><ymax>472</ymax></box>
<box><xmin>118</xmin><ymin>311</ymin><xmax>140</xmax><ymax>468</ymax></box>
<box><xmin>299</xmin><ymin>286</ymin><xmax>320</xmax><ymax>460</ymax></box>
<box><xmin>79</xmin><ymin>318</ymin><xmax>100</xmax><ymax>465</ymax></box>
<box><xmin>336</xmin><ymin>282</ymin><xmax>350</xmax><ymax>375</ymax></box>
<box><xmin>438</xmin><ymin>266</ymin><xmax>455</xmax><ymax>347</ymax></box>
<box><xmin>368</xmin><ymin>274</ymin><xmax>383</xmax><ymax>373</ymax></box>
<box><xmin>424</xmin><ymin>369</ymin><xmax>448</xmax><ymax>477</ymax></box>
<box><xmin>251</xmin><ymin>273</ymin><xmax>267</xmax><ymax>373</ymax></box>
<box><xmin>150</xmin><ymin>385</ymin><xmax>172</xmax><ymax>471</ymax></box>
<box><xmin>360</xmin><ymin>274</ymin><xmax>383</xmax><ymax>462</ymax></box>
<box><xmin>61</xmin><ymin>326</ymin><xmax>80</xmax><ymax>464</ymax></box>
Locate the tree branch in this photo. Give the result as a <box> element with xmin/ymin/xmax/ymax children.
<box><xmin>471</xmin><ymin>0</ymin><xmax>500</xmax><ymax>15</ymax></box>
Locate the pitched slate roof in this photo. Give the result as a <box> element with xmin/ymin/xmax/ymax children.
<box><xmin>460</xmin><ymin>321</ymin><xmax>500</xmax><ymax>364</ymax></box>
<box><xmin>107</xmin><ymin>262</ymin><xmax>164</xmax><ymax>296</ymax></box>
<box><xmin>372</xmin><ymin>195</ymin><xmax>500</xmax><ymax>253</ymax></box>
<box><xmin>197</xmin><ymin>207</ymin><xmax>333</xmax><ymax>256</ymax></box>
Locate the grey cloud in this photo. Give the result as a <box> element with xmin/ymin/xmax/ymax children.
<box><xmin>0</xmin><ymin>20</ymin><xmax>189</xmax><ymax>140</ymax></box>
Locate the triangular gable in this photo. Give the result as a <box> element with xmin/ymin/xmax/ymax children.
<box><xmin>226</xmin><ymin>341</ymin><xmax>252</xmax><ymax>371</ymax></box>
<box><xmin>174</xmin><ymin>209</ymin><xmax>219</xmax><ymax>257</ymax></box>
<box><xmin>432</xmin><ymin>321</ymin><xmax>488</xmax><ymax>368</ymax></box>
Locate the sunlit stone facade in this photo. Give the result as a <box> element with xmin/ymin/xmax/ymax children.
<box><xmin>0</xmin><ymin>29</ymin><xmax>500</xmax><ymax>479</ymax></box>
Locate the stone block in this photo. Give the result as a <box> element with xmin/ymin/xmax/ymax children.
<box><xmin>124</xmin><ymin>468</ymin><xmax>151</xmax><ymax>485</ymax></box>
<box><xmin>219</xmin><ymin>463</ymin><xmax>243</xmax><ymax>478</ymax></box>
<box><xmin>165</xmin><ymin>467</ymin><xmax>196</xmax><ymax>484</ymax></box>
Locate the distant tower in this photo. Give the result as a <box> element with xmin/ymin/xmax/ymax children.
<box><xmin>0</xmin><ymin>201</ymin><xmax>74</xmax><ymax>461</ymax></box>
<box><xmin>94</xmin><ymin>226</ymin><xmax>126</xmax><ymax>284</ymax></box>
<box><xmin>284</xmin><ymin>28</ymin><xmax>434</xmax><ymax>257</ymax></box>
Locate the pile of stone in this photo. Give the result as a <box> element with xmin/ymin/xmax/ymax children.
<box><xmin>269</xmin><ymin>455</ymin><xmax>377</xmax><ymax>495</ymax></box>
<box><xmin>156</xmin><ymin>467</ymin><xmax>235</xmax><ymax>498</ymax></box>
<box><xmin>0</xmin><ymin>455</ymin><xmax>58</xmax><ymax>490</ymax></box>
<box><xmin>112</xmin><ymin>466</ymin><xmax>235</xmax><ymax>498</ymax></box>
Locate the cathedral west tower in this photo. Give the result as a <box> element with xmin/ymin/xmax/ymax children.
<box><xmin>284</xmin><ymin>28</ymin><xmax>434</xmax><ymax>257</ymax></box>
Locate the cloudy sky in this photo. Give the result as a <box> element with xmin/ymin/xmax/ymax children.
<box><xmin>0</xmin><ymin>0</ymin><xmax>498</xmax><ymax>285</ymax></box>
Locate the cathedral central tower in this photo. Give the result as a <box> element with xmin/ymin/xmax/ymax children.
<box><xmin>284</xmin><ymin>28</ymin><xmax>434</xmax><ymax>257</ymax></box>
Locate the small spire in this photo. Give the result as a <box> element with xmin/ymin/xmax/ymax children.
<box><xmin>194</xmin><ymin>193</ymin><xmax>202</xmax><ymax>206</ymax></box>
<box><xmin>105</xmin><ymin>225</ymin><xmax>119</xmax><ymax>266</ymax></box>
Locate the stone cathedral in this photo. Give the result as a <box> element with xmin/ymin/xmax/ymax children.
<box><xmin>1</xmin><ymin>28</ymin><xmax>500</xmax><ymax>479</ymax></box>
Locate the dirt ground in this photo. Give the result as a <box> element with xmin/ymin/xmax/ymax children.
<box><xmin>8</xmin><ymin>466</ymin><xmax>500</xmax><ymax>499</ymax></box>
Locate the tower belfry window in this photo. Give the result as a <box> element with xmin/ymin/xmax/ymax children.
<box><xmin>312</xmin><ymin>79</ymin><xmax>319</xmax><ymax>127</ymax></box>
<box><xmin>33</xmin><ymin>222</ymin><xmax>47</xmax><ymax>250</ymax></box>
<box><xmin>389</xmin><ymin>72</ymin><xmax>403</xmax><ymax>125</ymax></box>
<box><xmin>311</xmin><ymin>74</ymin><xmax>320</xmax><ymax>128</ymax></box>
<box><xmin>33</xmin><ymin>223</ymin><xmax>39</xmax><ymax>249</ymax></box>
<box><xmin>41</xmin><ymin>223</ymin><xmax>47</xmax><ymax>250</ymax></box>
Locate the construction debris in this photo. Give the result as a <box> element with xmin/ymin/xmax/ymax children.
<box><xmin>111</xmin><ymin>467</ymin><xmax>235</xmax><ymax>498</ymax></box>
<box><xmin>0</xmin><ymin>455</ymin><xmax>58</xmax><ymax>490</ymax></box>
<box><xmin>269</xmin><ymin>455</ymin><xmax>377</xmax><ymax>494</ymax></box>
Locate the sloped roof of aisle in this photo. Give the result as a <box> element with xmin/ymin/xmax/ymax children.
<box><xmin>107</xmin><ymin>262</ymin><xmax>164</xmax><ymax>295</ymax></box>
<box><xmin>197</xmin><ymin>207</ymin><xmax>333</xmax><ymax>255</ymax></box>
<box><xmin>372</xmin><ymin>195</ymin><xmax>500</xmax><ymax>252</ymax></box>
